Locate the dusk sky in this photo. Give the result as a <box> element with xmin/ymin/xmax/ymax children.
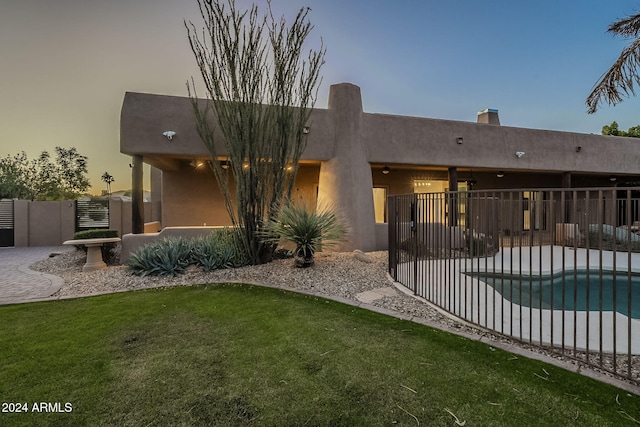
<box><xmin>2</xmin><ymin>0</ymin><xmax>640</xmax><ymax>194</ymax></box>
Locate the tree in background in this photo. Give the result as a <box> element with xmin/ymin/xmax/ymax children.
<box><xmin>587</xmin><ymin>9</ymin><xmax>640</xmax><ymax>113</ymax></box>
<box><xmin>601</xmin><ymin>121</ymin><xmax>640</xmax><ymax>137</ymax></box>
<box><xmin>185</xmin><ymin>0</ymin><xmax>325</xmax><ymax>264</ymax></box>
<box><xmin>0</xmin><ymin>147</ymin><xmax>90</xmax><ymax>200</ymax></box>
<box><xmin>0</xmin><ymin>151</ymin><xmax>31</xmax><ymax>199</ymax></box>
<box><xmin>101</xmin><ymin>172</ymin><xmax>114</xmax><ymax>198</ymax></box>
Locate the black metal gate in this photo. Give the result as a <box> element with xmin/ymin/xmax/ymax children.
<box><xmin>0</xmin><ymin>199</ymin><xmax>14</xmax><ymax>247</ymax></box>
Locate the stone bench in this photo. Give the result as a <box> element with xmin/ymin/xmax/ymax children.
<box><xmin>63</xmin><ymin>237</ymin><xmax>121</xmax><ymax>272</ymax></box>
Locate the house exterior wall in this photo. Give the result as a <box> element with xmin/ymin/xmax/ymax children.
<box><xmin>362</xmin><ymin>113</ymin><xmax>640</xmax><ymax>175</ymax></box>
<box><xmin>161</xmin><ymin>163</ymin><xmax>231</xmax><ymax>227</ymax></box>
<box><xmin>160</xmin><ymin>163</ymin><xmax>321</xmax><ymax>227</ymax></box>
<box><xmin>120</xmin><ymin>82</ymin><xmax>640</xmax><ymax>252</ymax></box>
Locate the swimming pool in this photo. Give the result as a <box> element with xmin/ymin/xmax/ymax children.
<box><xmin>469</xmin><ymin>270</ymin><xmax>640</xmax><ymax>319</ymax></box>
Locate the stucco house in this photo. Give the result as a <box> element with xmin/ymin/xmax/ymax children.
<box><xmin>120</xmin><ymin>82</ymin><xmax>640</xmax><ymax>254</ymax></box>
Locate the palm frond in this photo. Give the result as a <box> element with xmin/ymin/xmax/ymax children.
<box><xmin>586</xmin><ymin>38</ymin><xmax>640</xmax><ymax>114</ymax></box>
<box><xmin>608</xmin><ymin>10</ymin><xmax>640</xmax><ymax>38</ymax></box>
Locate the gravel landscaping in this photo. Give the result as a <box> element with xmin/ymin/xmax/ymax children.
<box><xmin>31</xmin><ymin>247</ymin><xmax>640</xmax><ymax>393</ymax></box>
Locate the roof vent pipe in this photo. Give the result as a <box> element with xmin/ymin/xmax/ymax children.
<box><xmin>477</xmin><ymin>108</ymin><xmax>500</xmax><ymax>125</ymax></box>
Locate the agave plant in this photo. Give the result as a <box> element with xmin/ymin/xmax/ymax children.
<box><xmin>128</xmin><ymin>237</ymin><xmax>193</xmax><ymax>277</ymax></box>
<box><xmin>262</xmin><ymin>202</ymin><xmax>346</xmax><ymax>268</ymax></box>
<box><xmin>191</xmin><ymin>228</ymin><xmax>249</xmax><ymax>271</ymax></box>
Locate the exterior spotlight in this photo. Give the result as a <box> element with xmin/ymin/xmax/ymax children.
<box><xmin>497</xmin><ymin>171</ymin><xmax>505</xmax><ymax>178</ymax></box>
<box><xmin>162</xmin><ymin>130</ymin><xmax>176</xmax><ymax>140</ymax></box>
<box><xmin>576</xmin><ymin>146</ymin><xmax>582</xmax><ymax>152</ymax></box>
<box><xmin>456</xmin><ymin>137</ymin><xmax>463</xmax><ymax>144</ymax></box>
<box><xmin>515</xmin><ymin>151</ymin><xmax>525</xmax><ymax>158</ymax></box>
<box><xmin>382</xmin><ymin>166</ymin><xmax>390</xmax><ymax>175</ymax></box>
<box><xmin>302</xmin><ymin>126</ymin><xmax>310</xmax><ymax>134</ymax></box>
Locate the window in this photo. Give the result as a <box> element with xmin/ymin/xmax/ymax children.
<box><xmin>372</xmin><ymin>187</ymin><xmax>387</xmax><ymax>223</ymax></box>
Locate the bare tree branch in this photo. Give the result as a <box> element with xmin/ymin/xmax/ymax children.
<box><xmin>185</xmin><ymin>0</ymin><xmax>325</xmax><ymax>264</ymax></box>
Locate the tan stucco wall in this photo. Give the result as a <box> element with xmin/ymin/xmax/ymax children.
<box><xmin>161</xmin><ymin>163</ymin><xmax>231</xmax><ymax>227</ymax></box>
<box><xmin>362</xmin><ymin>113</ymin><xmax>640</xmax><ymax>175</ymax></box>
<box><xmin>161</xmin><ymin>163</ymin><xmax>320</xmax><ymax>227</ymax></box>
<box><xmin>23</xmin><ymin>201</ymin><xmax>75</xmax><ymax>246</ymax></box>
<box><xmin>109</xmin><ymin>199</ymin><xmax>159</xmax><ymax>236</ymax></box>
<box><xmin>13</xmin><ymin>200</ymin><xmax>29</xmax><ymax>247</ymax></box>
<box><xmin>11</xmin><ymin>199</ymin><xmax>158</xmax><ymax>247</ymax></box>
<box><xmin>120</xmin><ymin>93</ymin><xmax>336</xmax><ymax>169</ymax></box>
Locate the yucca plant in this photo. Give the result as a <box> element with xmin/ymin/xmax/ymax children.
<box><xmin>262</xmin><ymin>202</ymin><xmax>346</xmax><ymax>268</ymax></box>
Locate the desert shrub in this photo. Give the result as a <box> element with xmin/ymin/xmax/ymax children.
<box><xmin>128</xmin><ymin>237</ymin><xmax>194</xmax><ymax>277</ymax></box>
<box><xmin>129</xmin><ymin>229</ymin><xmax>249</xmax><ymax>276</ymax></box>
<box><xmin>586</xmin><ymin>229</ymin><xmax>640</xmax><ymax>253</ymax></box>
<box><xmin>272</xmin><ymin>248</ymin><xmax>293</xmax><ymax>259</ymax></box>
<box><xmin>73</xmin><ymin>229</ymin><xmax>119</xmax><ymax>265</ymax></box>
<box><xmin>88</xmin><ymin>208</ymin><xmax>107</xmax><ymax>222</ymax></box>
<box><xmin>74</xmin><ymin>229</ymin><xmax>118</xmax><ymax>240</ymax></box>
<box><xmin>191</xmin><ymin>228</ymin><xmax>249</xmax><ymax>271</ymax></box>
<box><xmin>398</xmin><ymin>237</ymin><xmax>432</xmax><ymax>260</ymax></box>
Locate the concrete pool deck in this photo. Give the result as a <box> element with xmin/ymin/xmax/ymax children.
<box><xmin>398</xmin><ymin>245</ymin><xmax>640</xmax><ymax>354</ymax></box>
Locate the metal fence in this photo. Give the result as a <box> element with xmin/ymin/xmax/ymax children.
<box><xmin>0</xmin><ymin>199</ymin><xmax>14</xmax><ymax>247</ymax></box>
<box><xmin>75</xmin><ymin>199</ymin><xmax>109</xmax><ymax>231</ymax></box>
<box><xmin>388</xmin><ymin>188</ymin><xmax>640</xmax><ymax>384</ymax></box>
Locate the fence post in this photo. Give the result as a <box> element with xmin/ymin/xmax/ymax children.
<box><xmin>388</xmin><ymin>195</ymin><xmax>396</xmax><ymax>280</ymax></box>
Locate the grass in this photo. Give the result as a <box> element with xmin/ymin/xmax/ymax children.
<box><xmin>1</xmin><ymin>284</ymin><xmax>639</xmax><ymax>426</ymax></box>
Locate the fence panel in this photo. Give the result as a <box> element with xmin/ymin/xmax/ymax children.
<box><xmin>389</xmin><ymin>187</ymin><xmax>640</xmax><ymax>385</ymax></box>
<box><xmin>0</xmin><ymin>199</ymin><xmax>14</xmax><ymax>247</ymax></box>
<box><xmin>76</xmin><ymin>199</ymin><xmax>109</xmax><ymax>231</ymax></box>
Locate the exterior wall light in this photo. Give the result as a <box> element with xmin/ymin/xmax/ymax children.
<box><xmin>162</xmin><ymin>130</ymin><xmax>176</xmax><ymax>140</ymax></box>
<box><xmin>497</xmin><ymin>171</ymin><xmax>505</xmax><ymax>178</ymax></box>
<box><xmin>515</xmin><ymin>151</ymin><xmax>525</xmax><ymax>158</ymax></box>
<box><xmin>456</xmin><ymin>137</ymin><xmax>463</xmax><ymax>144</ymax></box>
<box><xmin>576</xmin><ymin>146</ymin><xmax>582</xmax><ymax>152</ymax></box>
<box><xmin>302</xmin><ymin>126</ymin><xmax>310</xmax><ymax>134</ymax></box>
<box><xmin>382</xmin><ymin>166</ymin><xmax>390</xmax><ymax>175</ymax></box>
<box><xmin>221</xmin><ymin>160</ymin><xmax>229</xmax><ymax>170</ymax></box>
<box><xmin>610</xmin><ymin>176</ymin><xmax>617</xmax><ymax>182</ymax></box>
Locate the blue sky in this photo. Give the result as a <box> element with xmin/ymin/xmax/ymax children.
<box><xmin>1</xmin><ymin>0</ymin><xmax>640</xmax><ymax>193</ymax></box>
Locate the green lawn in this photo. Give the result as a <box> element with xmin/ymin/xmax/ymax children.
<box><xmin>1</xmin><ymin>284</ymin><xmax>639</xmax><ymax>426</ymax></box>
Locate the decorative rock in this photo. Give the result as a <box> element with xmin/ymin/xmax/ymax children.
<box><xmin>353</xmin><ymin>249</ymin><xmax>374</xmax><ymax>263</ymax></box>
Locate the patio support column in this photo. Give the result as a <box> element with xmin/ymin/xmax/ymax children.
<box><xmin>562</xmin><ymin>172</ymin><xmax>572</xmax><ymax>188</ymax></box>
<box><xmin>317</xmin><ymin>83</ymin><xmax>376</xmax><ymax>251</ymax></box>
<box><xmin>132</xmin><ymin>154</ymin><xmax>144</xmax><ymax>234</ymax></box>
<box><xmin>448</xmin><ymin>167</ymin><xmax>458</xmax><ymax>226</ymax></box>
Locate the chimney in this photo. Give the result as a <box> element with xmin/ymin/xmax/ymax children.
<box><xmin>477</xmin><ymin>108</ymin><xmax>500</xmax><ymax>125</ymax></box>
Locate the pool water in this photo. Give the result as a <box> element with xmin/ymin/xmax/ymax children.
<box><xmin>469</xmin><ymin>270</ymin><xmax>640</xmax><ymax>319</ymax></box>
